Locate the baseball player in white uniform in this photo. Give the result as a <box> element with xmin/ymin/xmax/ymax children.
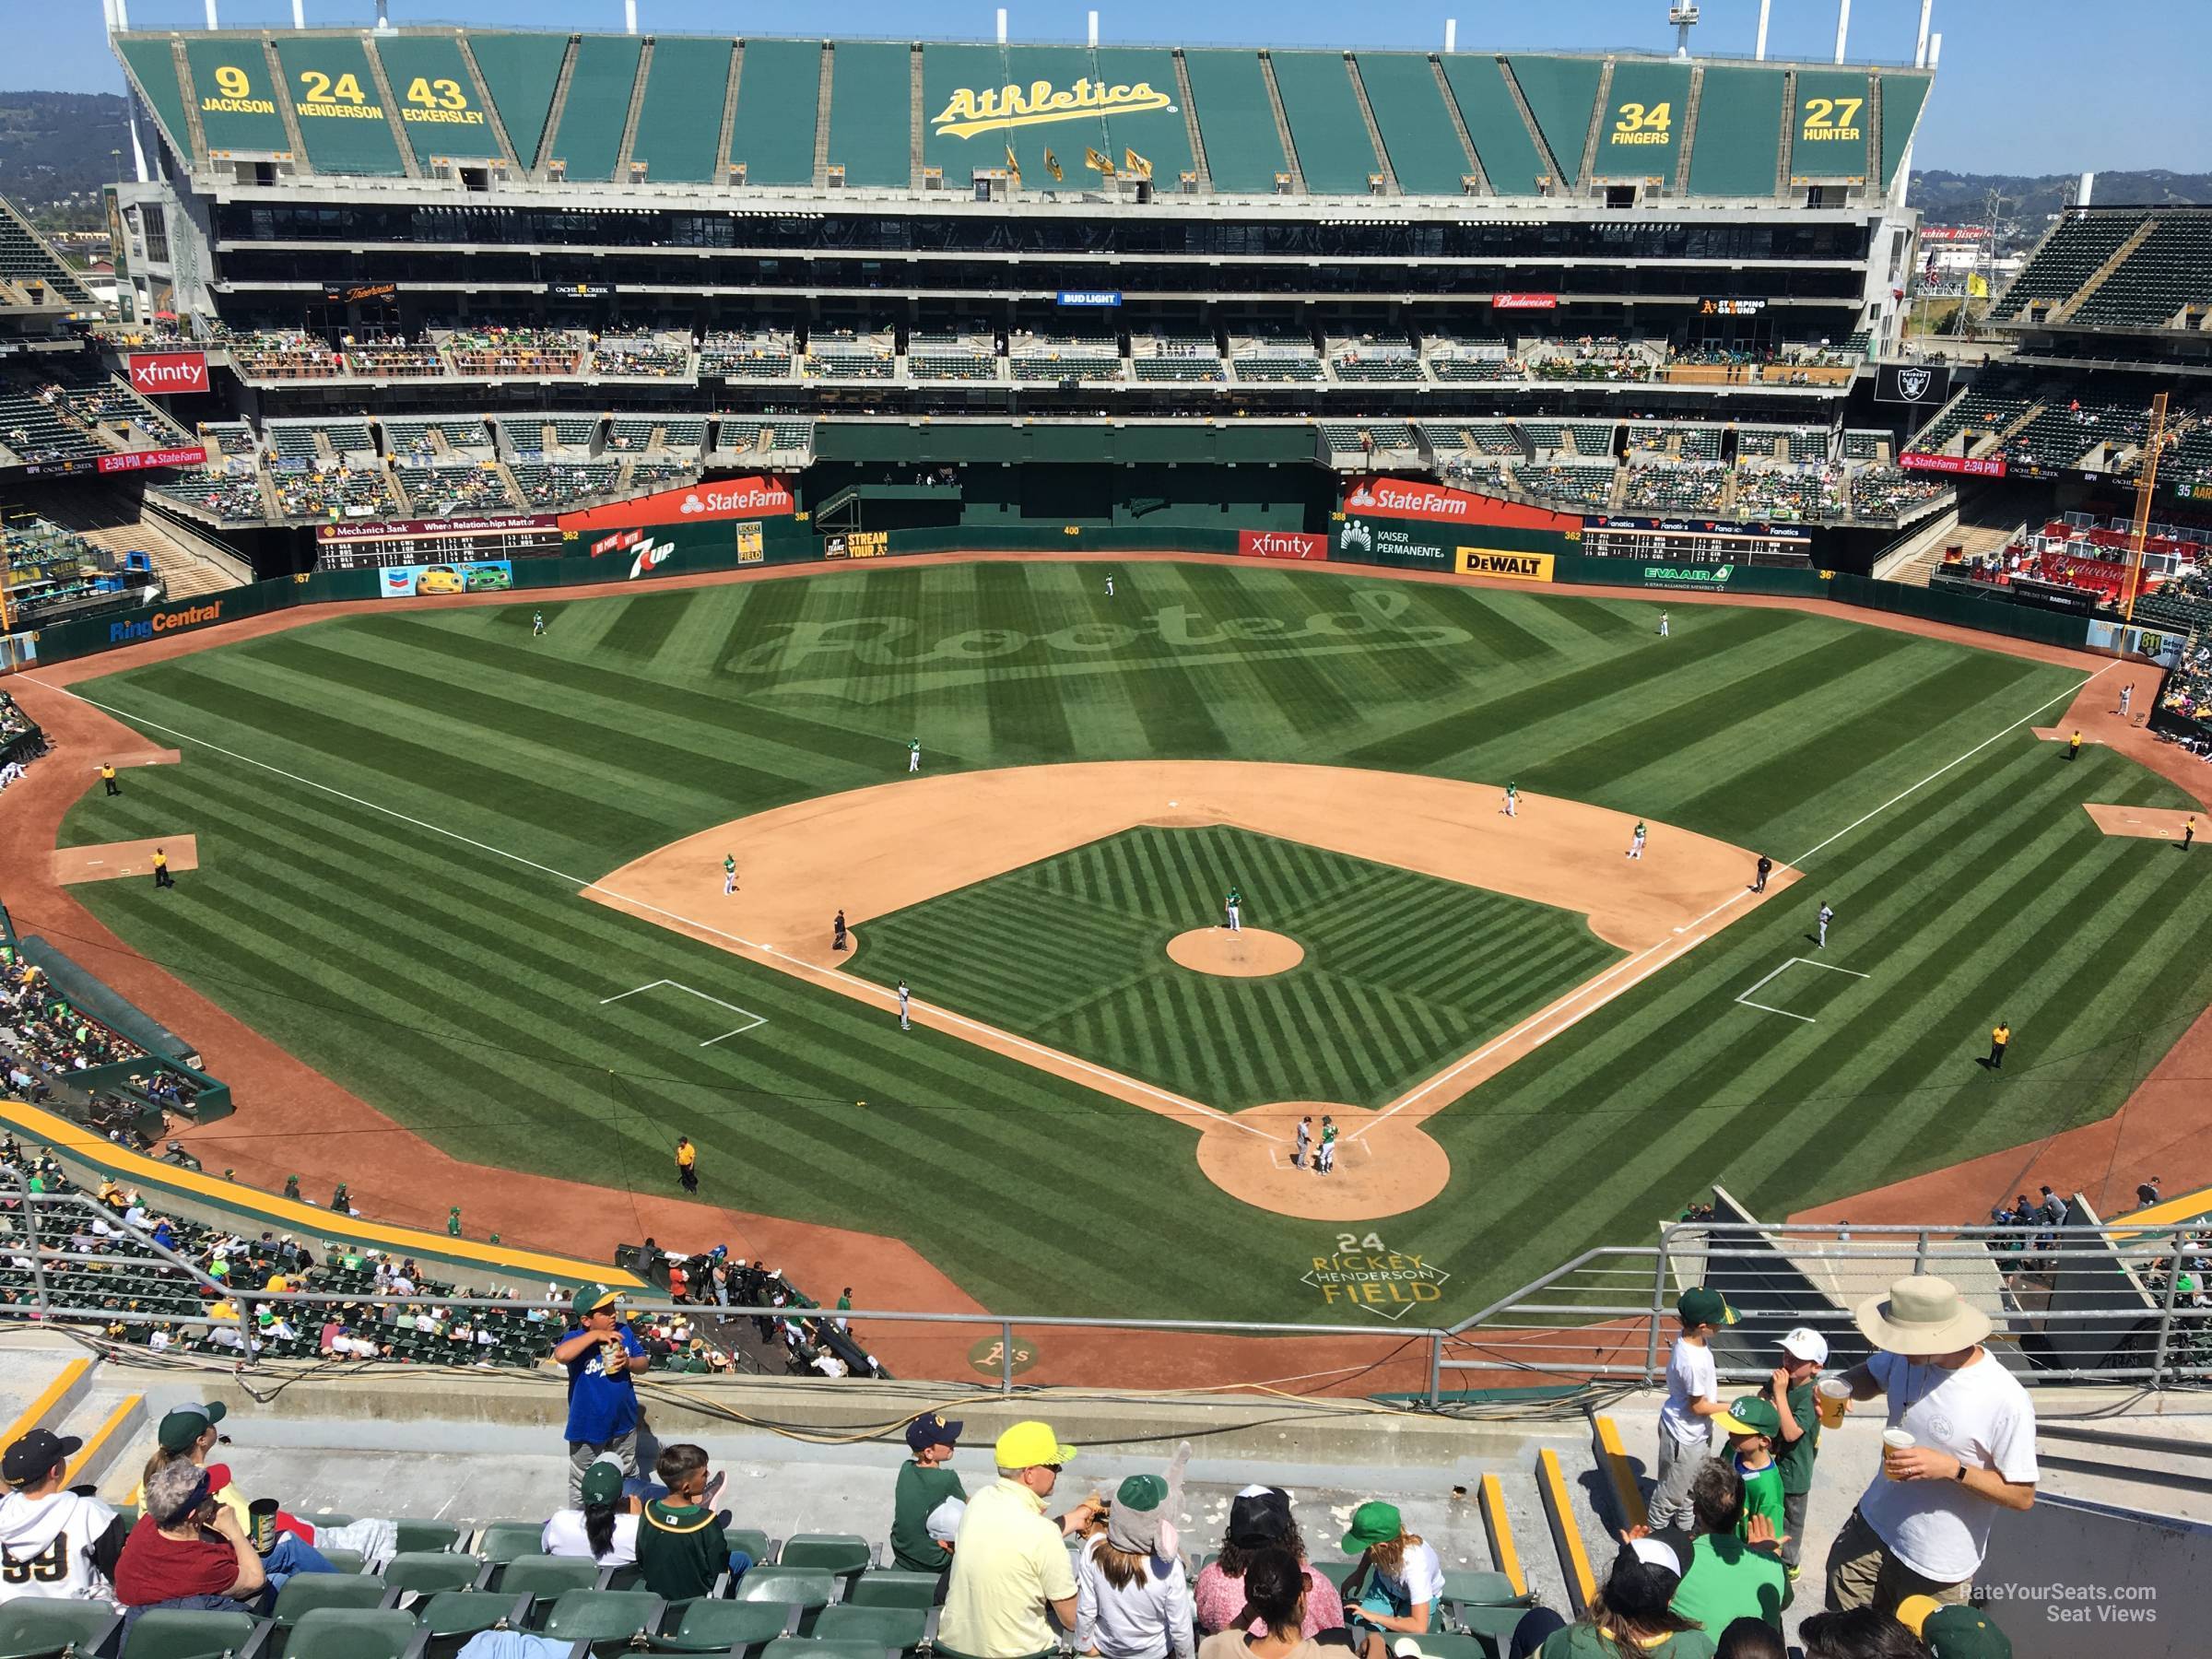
<box><xmin>1628</xmin><ymin>820</ymin><xmax>1647</xmax><ymax>859</ymax></box>
<box><xmin>533</xmin><ymin>610</ymin><xmax>546</xmax><ymax>637</ymax></box>
<box><xmin>1105</xmin><ymin>573</ymin><xmax>1115</xmax><ymax>598</ymax></box>
<box><xmin>1816</xmin><ymin>902</ymin><xmax>1834</xmax><ymax>948</ymax></box>
<box><xmin>1225</xmin><ymin>887</ymin><xmax>1242</xmax><ymax>933</ymax></box>
<box><xmin>1503</xmin><ymin>781</ymin><xmax>1519</xmax><ymax>818</ymax></box>
<box><xmin>897</xmin><ymin>980</ymin><xmax>912</xmax><ymax>1030</ymax></box>
<box><xmin>907</xmin><ymin>739</ymin><xmax>921</xmax><ymax>773</ymax></box>
<box><xmin>2120</xmin><ymin>684</ymin><xmax>2134</xmax><ymax>718</ymax></box>
<box><xmin>1658</xmin><ymin>612</ymin><xmax>1669</xmax><ymax>638</ymax></box>
<box><xmin>1293</xmin><ymin>1115</ymin><xmax>1312</xmax><ymax>1169</ymax></box>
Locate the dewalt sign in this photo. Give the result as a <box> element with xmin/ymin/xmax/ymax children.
<box><xmin>932</xmin><ymin>78</ymin><xmax>1173</xmax><ymax>139</ymax></box>
<box><xmin>1455</xmin><ymin>548</ymin><xmax>1555</xmax><ymax>582</ymax></box>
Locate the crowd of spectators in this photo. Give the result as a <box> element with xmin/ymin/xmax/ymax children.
<box><xmin>440</xmin><ymin>326</ymin><xmax>585</xmax><ymax>377</ymax></box>
<box><xmin>152</xmin><ymin>466</ymin><xmax>265</xmax><ymax>521</ymax></box>
<box><xmin>1846</xmin><ymin>465</ymin><xmax>1947</xmax><ymax>519</ymax></box>
<box><xmin>591</xmin><ymin>329</ymin><xmax>692</xmax><ymax>378</ymax></box>
<box><xmin>1734</xmin><ymin>467</ymin><xmax>1843</xmax><ymax>522</ymax></box>
<box><xmin>1625</xmin><ymin>464</ymin><xmax>1730</xmax><ymax>513</ymax></box>
<box><xmin>270</xmin><ymin>465</ymin><xmax>397</xmax><ymax>521</ymax></box>
<box><xmin>1532</xmin><ymin>336</ymin><xmax>1649</xmax><ymax>382</ymax></box>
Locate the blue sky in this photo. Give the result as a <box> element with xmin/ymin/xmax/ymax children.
<box><xmin>24</xmin><ymin>0</ymin><xmax>2212</xmax><ymax>174</ymax></box>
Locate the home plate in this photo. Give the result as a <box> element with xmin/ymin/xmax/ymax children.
<box><xmin>53</xmin><ymin>835</ymin><xmax>201</xmax><ymax>885</ymax></box>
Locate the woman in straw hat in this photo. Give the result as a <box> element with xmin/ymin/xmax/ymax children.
<box><xmin>1821</xmin><ymin>1275</ymin><xmax>2038</xmax><ymax>1618</ymax></box>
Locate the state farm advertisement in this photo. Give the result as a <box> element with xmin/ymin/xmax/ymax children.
<box><xmin>1900</xmin><ymin>452</ymin><xmax>2006</xmax><ymax>477</ymax></box>
<box><xmin>1340</xmin><ymin>476</ymin><xmax>1580</xmax><ymax>532</ymax></box>
<box><xmin>1237</xmin><ymin>529</ymin><xmax>1328</xmax><ymax>561</ymax></box>
<box><xmin>127</xmin><ymin>350</ymin><xmax>210</xmax><ymax>396</ymax></box>
<box><xmin>1492</xmin><ymin>292</ymin><xmax>1559</xmax><ymax>311</ymax></box>
<box><xmin>96</xmin><ymin>444</ymin><xmax>207</xmax><ymax>474</ymax></box>
<box><xmin>558</xmin><ymin>475</ymin><xmax>794</xmax><ymax>533</ymax></box>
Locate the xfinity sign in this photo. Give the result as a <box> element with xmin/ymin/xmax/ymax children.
<box><xmin>127</xmin><ymin>350</ymin><xmax>210</xmax><ymax>396</ymax></box>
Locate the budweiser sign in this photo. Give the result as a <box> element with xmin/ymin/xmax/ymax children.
<box><xmin>127</xmin><ymin>351</ymin><xmax>209</xmax><ymax>395</ymax></box>
<box><xmin>1491</xmin><ymin>292</ymin><xmax>1559</xmax><ymax>311</ymax></box>
<box><xmin>559</xmin><ymin>475</ymin><xmax>794</xmax><ymax>532</ymax></box>
<box><xmin>97</xmin><ymin>444</ymin><xmax>207</xmax><ymax>475</ymax></box>
<box><xmin>1237</xmin><ymin>529</ymin><xmax>1328</xmax><ymax>561</ymax></box>
<box><xmin>1900</xmin><ymin>452</ymin><xmax>2006</xmax><ymax>477</ymax></box>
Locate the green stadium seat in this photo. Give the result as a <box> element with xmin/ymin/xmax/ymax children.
<box><xmin>473</xmin><ymin>1522</ymin><xmax>547</xmax><ymax>1565</ymax></box>
<box><xmin>121</xmin><ymin>1609</ymin><xmax>265</xmax><ymax>1659</ymax></box>
<box><xmin>775</xmin><ymin>1536</ymin><xmax>870</xmax><ymax>1578</ymax></box>
<box><xmin>316</xmin><ymin>1551</ymin><xmax>367</xmax><ymax>1578</ymax></box>
<box><xmin>652</xmin><ymin>1599</ymin><xmax>801</xmax><ymax>1653</ymax></box>
<box><xmin>733</xmin><ymin>1568</ymin><xmax>836</xmax><ymax>1617</ymax></box>
<box><xmin>809</xmin><ymin>1606</ymin><xmax>926</xmax><ymax>1652</ymax></box>
<box><xmin>1407</xmin><ymin>1635</ymin><xmax>1494</xmax><ymax>1659</ymax></box>
<box><xmin>500</xmin><ymin>1555</ymin><xmax>606</xmax><ymax>1606</ymax></box>
<box><xmin>413</xmin><ymin>1593</ymin><xmax>529</xmax><ymax>1641</ymax></box>
<box><xmin>726</xmin><ymin>1528</ymin><xmax>775</xmax><ymax>1569</ymax></box>
<box><xmin>841</xmin><ymin>1570</ymin><xmax>938</xmax><ymax>1609</ymax></box>
<box><xmin>0</xmin><ymin>1600</ymin><xmax>121</xmax><ymax>1659</ymax></box>
<box><xmin>274</xmin><ymin>1572</ymin><xmax>390</xmax><ymax>1626</ymax></box>
<box><xmin>759</xmin><ymin>1643</ymin><xmax>894</xmax><ymax>1659</ymax></box>
<box><xmin>382</xmin><ymin>1552</ymin><xmax>488</xmax><ymax>1597</ymax></box>
<box><xmin>538</xmin><ymin>1590</ymin><xmax>665</xmax><ymax>1643</ymax></box>
<box><xmin>392</xmin><ymin>1521</ymin><xmax>462</xmax><ymax>1556</ymax></box>
<box><xmin>280</xmin><ymin>1609</ymin><xmax>422</xmax><ymax>1659</ymax></box>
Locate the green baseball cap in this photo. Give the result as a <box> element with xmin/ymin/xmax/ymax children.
<box><xmin>1341</xmin><ymin>1500</ymin><xmax>1404</xmax><ymax>1554</ymax></box>
<box><xmin>1714</xmin><ymin>1394</ymin><xmax>1782</xmax><ymax>1438</ymax></box>
<box><xmin>1677</xmin><ymin>1287</ymin><xmax>1735</xmax><ymax>1328</ymax></box>
<box><xmin>1900</xmin><ymin>1599</ymin><xmax>2012</xmax><ymax>1659</ymax></box>
<box><xmin>579</xmin><ymin>1460</ymin><xmax>626</xmax><ymax>1506</ymax></box>
<box><xmin>571</xmin><ymin>1283</ymin><xmax>620</xmax><ymax>1318</ymax></box>
<box><xmin>156</xmin><ymin>1401</ymin><xmax>227</xmax><ymax>1453</ymax></box>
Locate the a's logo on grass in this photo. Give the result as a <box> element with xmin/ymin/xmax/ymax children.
<box><xmin>967</xmin><ymin>1333</ymin><xmax>1040</xmax><ymax>1377</ymax></box>
<box><xmin>1303</xmin><ymin>1231</ymin><xmax>1449</xmax><ymax>1321</ymax></box>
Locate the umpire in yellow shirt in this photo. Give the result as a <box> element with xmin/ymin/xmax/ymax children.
<box><xmin>1987</xmin><ymin>1021</ymin><xmax>2010</xmax><ymax>1071</ymax></box>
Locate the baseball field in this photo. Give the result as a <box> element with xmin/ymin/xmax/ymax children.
<box><xmin>42</xmin><ymin>558</ymin><xmax>2212</xmax><ymax>1324</ymax></box>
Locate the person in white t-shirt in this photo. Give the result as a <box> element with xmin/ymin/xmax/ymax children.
<box><xmin>1338</xmin><ymin>1502</ymin><xmax>1443</xmax><ymax>1635</ymax></box>
<box><xmin>541</xmin><ymin>1460</ymin><xmax>641</xmax><ymax>1567</ymax></box>
<box><xmin>1648</xmin><ymin>1286</ymin><xmax>1734</xmax><ymax>1530</ymax></box>
<box><xmin>0</xmin><ymin>1429</ymin><xmax>131</xmax><ymax>1603</ymax></box>
<box><xmin>1824</xmin><ymin>1275</ymin><xmax>2037</xmax><ymax>1616</ymax></box>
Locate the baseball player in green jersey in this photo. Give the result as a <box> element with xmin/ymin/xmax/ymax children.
<box><xmin>1315</xmin><ymin>1115</ymin><xmax>1337</xmax><ymax>1175</ymax></box>
<box><xmin>722</xmin><ymin>853</ymin><xmax>738</xmax><ymax>896</ymax></box>
<box><xmin>1628</xmin><ymin>819</ymin><xmax>1647</xmax><ymax>859</ymax></box>
<box><xmin>1225</xmin><ymin>886</ymin><xmax>1243</xmax><ymax>933</ymax></box>
<box><xmin>907</xmin><ymin>739</ymin><xmax>921</xmax><ymax>773</ymax></box>
<box><xmin>1503</xmin><ymin>781</ymin><xmax>1518</xmax><ymax>818</ymax></box>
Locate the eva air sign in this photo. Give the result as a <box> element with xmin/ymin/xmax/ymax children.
<box><xmin>1642</xmin><ymin>563</ymin><xmax>1735</xmax><ymax>587</ymax></box>
<box><xmin>933</xmin><ymin>77</ymin><xmax>1173</xmax><ymax>138</ymax></box>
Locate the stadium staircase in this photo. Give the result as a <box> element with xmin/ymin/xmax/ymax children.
<box><xmin>1</xmin><ymin>1356</ymin><xmax>147</xmax><ymax>1501</ymax></box>
<box><xmin>1673</xmin><ymin>68</ymin><xmax>1703</xmax><ymax>195</ymax></box>
<box><xmin>908</xmin><ymin>47</ymin><xmax>926</xmax><ymax>190</ymax></box>
<box><xmin>263</xmin><ymin>38</ymin><xmax>311</xmax><ymax>170</ymax></box>
<box><xmin>79</xmin><ymin>518</ymin><xmax>237</xmax><ymax>599</ymax></box>
<box><xmin>1572</xmin><ymin>61</ymin><xmax>1613</xmax><ymax>192</ymax></box>
<box><xmin>535</xmin><ymin>39</ymin><xmax>582</xmax><ymax>181</ymax></box>
<box><xmin>2052</xmin><ymin>218</ymin><xmax>2161</xmax><ymax>324</ymax></box>
<box><xmin>171</xmin><ymin>39</ymin><xmax>210</xmax><ymax>168</ymax></box>
<box><xmin>1774</xmin><ymin>69</ymin><xmax>1795</xmax><ymax>194</ymax></box>
<box><xmin>811</xmin><ymin>47</ymin><xmax>836</xmax><ymax>188</ymax></box>
<box><xmin>359</xmin><ymin>40</ymin><xmax>421</xmax><ymax>181</ymax></box>
<box><xmin>1256</xmin><ymin>55</ymin><xmax>1305</xmax><ymax>193</ymax></box>
<box><xmin>1345</xmin><ymin>57</ymin><xmax>1397</xmax><ymax>194</ymax></box>
<box><xmin>615</xmin><ymin>38</ymin><xmax>654</xmax><ymax>179</ymax></box>
<box><xmin>716</xmin><ymin>43</ymin><xmax>745</xmax><ymax>179</ymax></box>
<box><xmin>456</xmin><ymin>34</ymin><xmax>523</xmax><ymax>171</ymax></box>
<box><xmin>1172</xmin><ymin>53</ymin><xmax>1213</xmax><ymax>192</ymax></box>
<box><xmin>1500</xmin><ymin>62</ymin><xmax>1564</xmax><ymax>189</ymax></box>
<box><xmin>1430</xmin><ymin>59</ymin><xmax>1488</xmax><ymax>192</ymax></box>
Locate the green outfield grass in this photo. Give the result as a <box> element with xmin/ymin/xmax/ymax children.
<box><xmin>850</xmin><ymin>825</ymin><xmax>1620</xmax><ymax>1110</ymax></box>
<box><xmin>53</xmin><ymin>559</ymin><xmax>2212</xmax><ymax>1324</ymax></box>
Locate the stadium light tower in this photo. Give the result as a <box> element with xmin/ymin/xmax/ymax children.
<box><xmin>1755</xmin><ymin>0</ymin><xmax>1771</xmax><ymax>59</ymax></box>
<box><xmin>1915</xmin><ymin>0</ymin><xmax>1934</xmax><ymax>67</ymax></box>
<box><xmin>1834</xmin><ymin>0</ymin><xmax>1851</xmax><ymax>63</ymax></box>
<box><xmin>1667</xmin><ymin>1</ymin><xmax>1699</xmax><ymax>58</ymax></box>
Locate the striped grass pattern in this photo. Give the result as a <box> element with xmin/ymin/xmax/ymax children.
<box><xmin>852</xmin><ymin>826</ymin><xmax>1619</xmax><ymax>1109</ymax></box>
<box><xmin>52</xmin><ymin>560</ymin><xmax>2212</xmax><ymax>1322</ymax></box>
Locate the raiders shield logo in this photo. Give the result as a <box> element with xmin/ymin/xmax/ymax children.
<box><xmin>1898</xmin><ymin>368</ymin><xmax>1933</xmax><ymax>401</ymax></box>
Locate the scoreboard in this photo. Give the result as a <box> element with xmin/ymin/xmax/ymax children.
<box><xmin>315</xmin><ymin>512</ymin><xmax>568</xmax><ymax>571</ymax></box>
<box><xmin>1578</xmin><ymin>514</ymin><xmax>1814</xmax><ymax>566</ymax></box>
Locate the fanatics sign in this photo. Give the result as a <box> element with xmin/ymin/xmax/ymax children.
<box><xmin>127</xmin><ymin>351</ymin><xmax>210</xmax><ymax>395</ymax></box>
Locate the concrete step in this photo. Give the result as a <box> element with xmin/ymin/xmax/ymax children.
<box><xmin>57</xmin><ymin>1390</ymin><xmax>145</xmax><ymax>1494</ymax></box>
<box><xmin>0</xmin><ymin>1355</ymin><xmax>94</xmax><ymax>1448</ymax></box>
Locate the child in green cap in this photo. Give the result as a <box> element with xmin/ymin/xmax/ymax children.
<box><xmin>1339</xmin><ymin>1500</ymin><xmax>1443</xmax><ymax>1634</ymax></box>
<box><xmin>1714</xmin><ymin>1396</ymin><xmax>1787</xmax><ymax>1542</ymax></box>
<box><xmin>1649</xmin><ymin>1286</ymin><xmax>1733</xmax><ymax>1531</ymax></box>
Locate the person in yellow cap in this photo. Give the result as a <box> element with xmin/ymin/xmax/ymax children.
<box><xmin>1896</xmin><ymin>1594</ymin><xmax>2012</xmax><ymax>1659</ymax></box>
<box><xmin>939</xmin><ymin>1420</ymin><xmax>1101</xmax><ymax>1658</ymax></box>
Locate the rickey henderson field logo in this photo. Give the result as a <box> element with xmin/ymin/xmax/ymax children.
<box><xmin>933</xmin><ymin>78</ymin><xmax>1173</xmax><ymax>138</ymax></box>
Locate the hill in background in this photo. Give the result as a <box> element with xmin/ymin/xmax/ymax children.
<box><xmin>0</xmin><ymin>91</ymin><xmax>132</xmax><ymax>229</ymax></box>
<box><xmin>1910</xmin><ymin>168</ymin><xmax>2212</xmax><ymax>225</ymax></box>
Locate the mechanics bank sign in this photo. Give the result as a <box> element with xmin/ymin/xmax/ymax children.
<box><xmin>932</xmin><ymin>77</ymin><xmax>1173</xmax><ymax>138</ymax></box>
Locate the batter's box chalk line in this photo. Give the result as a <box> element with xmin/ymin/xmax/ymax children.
<box><xmin>602</xmin><ymin>978</ymin><xmax>769</xmax><ymax>1046</ymax></box>
<box><xmin>1733</xmin><ymin>956</ymin><xmax>1870</xmax><ymax>1024</ymax></box>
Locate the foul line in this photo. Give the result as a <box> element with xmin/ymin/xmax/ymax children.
<box><xmin>1350</xmin><ymin>661</ymin><xmax>2108</xmax><ymax>1142</ymax></box>
<box><xmin>1734</xmin><ymin>956</ymin><xmax>1871</xmax><ymax>1024</ymax></box>
<box><xmin>602</xmin><ymin>979</ymin><xmax>768</xmax><ymax>1046</ymax></box>
<box><xmin>28</xmin><ymin>678</ymin><xmax>1273</xmax><ymax>1143</ymax></box>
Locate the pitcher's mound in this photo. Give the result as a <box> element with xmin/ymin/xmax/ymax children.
<box><xmin>1166</xmin><ymin>927</ymin><xmax>1303</xmax><ymax>978</ymax></box>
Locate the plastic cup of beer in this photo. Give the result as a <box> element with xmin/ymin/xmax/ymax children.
<box><xmin>1881</xmin><ymin>1428</ymin><xmax>1916</xmax><ymax>1478</ymax></box>
<box><xmin>1816</xmin><ymin>1376</ymin><xmax>1852</xmax><ymax>1429</ymax></box>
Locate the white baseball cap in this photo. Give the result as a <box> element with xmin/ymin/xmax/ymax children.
<box><xmin>1780</xmin><ymin>1326</ymin><xmax>1830</xmax><ymax>1364</ymax></box>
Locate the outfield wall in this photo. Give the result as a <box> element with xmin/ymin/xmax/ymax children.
<box><xmin>11</xmin><ymin>516</ymin><xmax>2111</xmax><ymax>670</ymax></box>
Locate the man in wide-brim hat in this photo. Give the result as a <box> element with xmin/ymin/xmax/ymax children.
<box><xmin>1822</xmin><ymin>1275</ymin><xmax>2038</xmax><ymax>1618</ymax></box>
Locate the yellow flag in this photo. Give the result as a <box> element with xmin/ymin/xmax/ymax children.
<box><xmin>1124</xmin><ymin>147</ymin><xmax>1152</xmax><ymax>179</ymax></box>
<box><xmin>1005</xmin><ymin>144</ymin><xmax>1020</xmax><ymax>182</ymax></box>
<box><xmin>1084</xmin><ymin>146</ymin><xmax>1116</xmax><ymax>176</ymax></box>
<box><xmin>1044</xmin><ymin>147</ymin><xmax>1064</xmax><ymax>182</ymax></box>
<box><xmin>1966</xmin><ymin>272</ymin><xmax>1990</xmax><ymax>298</ymax></box>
